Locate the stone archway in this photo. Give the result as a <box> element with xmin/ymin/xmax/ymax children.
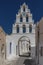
<box><xmin>18</xmin><ymin>36</ymin><xmax>31</xmax><ymax>56</ymax></box>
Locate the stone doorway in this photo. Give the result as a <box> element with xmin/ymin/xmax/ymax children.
<box><xmin>18</xmin><ymin>36</ymin><xmax>31</xmax><ymax>57</ymax></box>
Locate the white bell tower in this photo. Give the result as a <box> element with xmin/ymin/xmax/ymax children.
<box><xmin>6</xmin><ymin>3</ymin><xmax>36</xmax><ymax>60</ymax></box>
<box><xmin>12</xmin><ymin>3</ymin><xmax>35</xmax><ymax>34</ymax></box>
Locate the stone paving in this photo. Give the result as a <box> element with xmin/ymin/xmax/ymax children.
<box><xmin>6</xmin><ymin>57</ymin><xmax>36</xmax><ymax>65</ymax></box>
<box><xmin>0</xmin><ymin>56</ymin><xmax>36</xmax><ymax>65</ymax></box>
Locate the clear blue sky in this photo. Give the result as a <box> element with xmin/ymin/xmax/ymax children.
<box><xmin>0</xmin><ymin>0</ymin><xmax>43</xmax><ymax>34</ymax></box>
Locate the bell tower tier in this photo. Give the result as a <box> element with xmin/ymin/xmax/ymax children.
<box><xmin>12</xmin><ymin>3</ymin><xmax>35</xmax><ymax>34</ymax></box>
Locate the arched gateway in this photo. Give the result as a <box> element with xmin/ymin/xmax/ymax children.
<box><xmin>18</xmin><ymin>36</ymin><xmax>31</xmax><ymax>56</ymax></box>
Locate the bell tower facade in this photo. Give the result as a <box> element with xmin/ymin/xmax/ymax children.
<box><xmin>6</xmin><ymin>3</ymin><xmax>36</xmax><ymax>60</ymax></box>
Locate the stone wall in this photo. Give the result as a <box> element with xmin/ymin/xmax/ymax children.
<box><xmin>0</xmin><ymin>27</ymin><xmax>6</xmax><ymax>59</ymax></box>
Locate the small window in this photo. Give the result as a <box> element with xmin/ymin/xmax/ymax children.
<box><xmin>20</xmin><ymin>15</ymin><xmax>23</xmax><ymax>22</ymax></box>
<box><xmin>17</xmin><ymin>25</ymin><xmax>19</xmax><ymax>33</ymax></box>
<box><xmin>23</xmin><ymin>25</ymin><xmax>26</xmax><ymax>33</ymax></box>
<box><xmin>26</xmin><ymin>15</ymin><xmax>28</xmax><ymax>22</ymax></box>
<box><xmin>10</xmin><ymin>42</ymin><xmax>12</xmax><ymax>54</ymax></box>
<box><xmin>29</xmin><ymin>25</ymin><xmax>32</xmax><ymax>33</ymax></box>
<box><xmin>40</xmin><ymin>47</ymin><xmax>43</xmax><ymax>56</ymax></box>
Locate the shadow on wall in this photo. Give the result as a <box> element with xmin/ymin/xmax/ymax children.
<box><xmin>23</xmin><ymin>59</ymin><xmax>36</xmax><ymax>65</ymax></box>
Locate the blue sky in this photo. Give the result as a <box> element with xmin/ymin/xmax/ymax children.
<box><xmin>0</xmin><ymin>0</ymin><xmax>43</xmax><ymax>34</ymax></box>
